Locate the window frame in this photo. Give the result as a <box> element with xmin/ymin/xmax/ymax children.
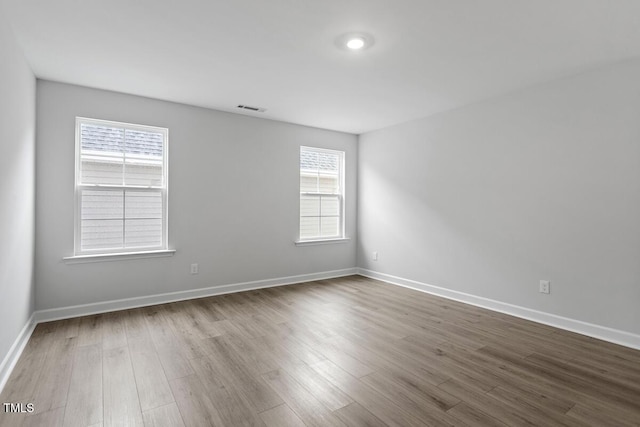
<box><xmin>73</xmin><ymin>117</ymin><xmax>169</xmax><ymax>257</ymax></box>
<box><xmin>298</xmin><ymin>146</ymin><xmax>346</xmax><ymax>243</ymax></box>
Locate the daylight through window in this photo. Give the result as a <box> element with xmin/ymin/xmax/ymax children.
<box><xmin>299</xmin><ymin>146</ymin><xmax>345</xmax><ymax>240</ymax></box>
<box><xmin>74</xmin><ymin>117</ymin><xmax>168</xmax><ymax>255</ymax></box>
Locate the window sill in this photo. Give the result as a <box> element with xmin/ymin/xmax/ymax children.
<box><xmin>63</xmin><ymin>249</ymin><xmax>176</xmax><ymax>264</ymax></box>
<box><xmin>295</xmin><ymin>238</ymin><xmax>350</xmax><ymax>246</ymax></box>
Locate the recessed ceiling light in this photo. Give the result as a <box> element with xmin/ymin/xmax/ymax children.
<box><xmin>336</xmin><ymin>32</ymin><xmax>374</xmax><ymax>52</ymax></box>
<box><xmin>346</xmin><ymin>37</ymin><xmax>365</xmax><ymax>50</ymax></box>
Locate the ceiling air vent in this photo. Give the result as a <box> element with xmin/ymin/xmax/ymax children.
<box><xmin>237</xmin><ymin>104</ymin><xmax>267</xmax><ymax>113</ymax></box>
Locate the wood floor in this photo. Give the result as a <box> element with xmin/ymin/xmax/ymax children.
<box><xmin>1</xmin><ymin>276</ymin><xmax>639</xmax><ymax>427</ymax></box>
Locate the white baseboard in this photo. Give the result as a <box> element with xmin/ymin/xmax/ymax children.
<box><xmin>0</xmin><ymin>313</ymin><xmax>36</xmax><ymax>394</ymax></box>
<box><xmin>34</xmin><ymin>268</ymin><xmax>359</xmax><ymax>323</ymax></box>
<box><xmin>358</xmin><ymin>269</ymin><xmax>640</xmax><ymax>350</ymax></box>
<box><xmin>2</xmin><ymin>268</ymin><xmax>357</xmax><ymax>395</ymax></box>
<box><xmin>7</xmin><ymin>266</ymin><xmax>634</xmax><ymax>397</ymax></box>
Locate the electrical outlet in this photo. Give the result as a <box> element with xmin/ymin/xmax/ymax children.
<box><xmin>373</xmin><ymin>251</ymin><xmax>378</xmax><ymax>261</ymax></box>
<box><xmin>190</xmin><ymin>263</ymin><xmax>199</xmax><ymax>275</ymax></box>
<box><xmin>539</xmin><ymin>280</ymin><xmax>550</xmax><ymax>294</ymax></box>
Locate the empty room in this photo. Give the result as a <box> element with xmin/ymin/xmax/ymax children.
<box><xmin>1</xmin><ymin>0</ymin><xmax>639</xmax><ymax>426</ymax></box>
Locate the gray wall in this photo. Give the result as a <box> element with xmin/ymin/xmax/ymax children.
<box><xmin>358</xmin><ymin>60</ymin><xmax>640</xmax><ymax>335</ymax></box>
<box><xmin>0</xmin><ymin>14</ymin><xmax>36</xmax><ymax>365</ymax></box>
<box><xmin>36</xmin><ymin>81</ymin><xmax>357</xmax><ymax>310</ymax></box>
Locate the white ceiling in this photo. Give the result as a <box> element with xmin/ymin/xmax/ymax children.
<box><xmin>3</xmin><ymin>0</ymin><xmax>640</xmax><ymax>134</ymax></box>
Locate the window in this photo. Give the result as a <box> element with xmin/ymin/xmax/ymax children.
<box><xmin>299</xmin><ymin>146</ymin><xmax>345</xmax><ymax>241</ymax></box>
<box><xmin>74</xmin><ymin>117</ymin><xmax>168</xmax><ymax>255</ymax></box>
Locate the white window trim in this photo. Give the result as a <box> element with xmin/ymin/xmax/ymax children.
<box><xmin>294</xmin><ymin>237</ymin><xmax>350</xmax><ymax>246</ymax></box>
<box><xmin>64</xmin><ymin>249</ymin><xmax>176</xmax><ymax>264</ymax></box>
<box><xmin>71</xmin><ymin>117</ymin><xmax>170</xmax><ymax>258</ymax></box>
<box><xmin>298</xmin><ymin>146</ymin><xmax>346</xmax><ymax>243</ymax></box>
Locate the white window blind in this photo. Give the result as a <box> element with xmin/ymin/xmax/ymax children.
<box><xmin>299</xmin><ymin>146</ymin><xmax>345</xmax><ymax>240</ymax></box>
<box><xmin>75</xmin><ymin>117</ymin><xmax>168</xmax><ymax>255</ymax></box>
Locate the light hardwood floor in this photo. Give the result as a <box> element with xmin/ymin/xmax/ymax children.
<box><xmin>1</xmin><ymin>276</ymin><xmax>639</xmax><ymax>426</ymax></box>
